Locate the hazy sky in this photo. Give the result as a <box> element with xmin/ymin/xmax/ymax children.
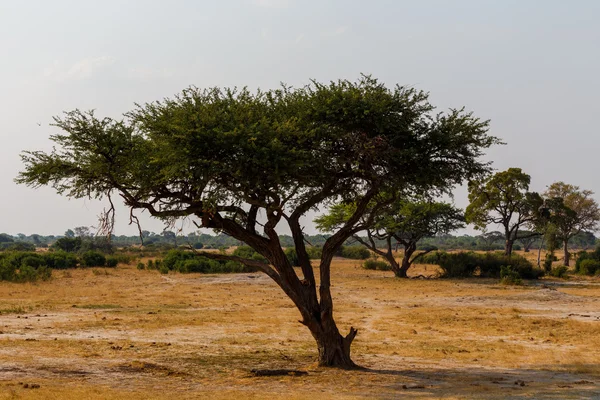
<box><xmin>1</xmin><ymin>0</ymin><xmax>599</xmax><ymax>236</ymax></box>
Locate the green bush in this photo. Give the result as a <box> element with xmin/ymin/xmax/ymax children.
<box><xmin>306</xmin><ymin>246</ymin><xmax>322</xmax><ymax>260</ymax></box>
<box><xmin>159</xmin><ymin>249</ymin><xmax>254</xmax><ymax>274</ymax></box>
<box><xmin>363</xmin><ymin>259</ymin><xmax>391</xmax><ymax>271</ymax></box>
<box><xmin>231</xmin><ymin>246</ymin><xmax>267</xmax><ymax>262</ymax></box>
<box><xmin>136</xmin><ymin>262</ymin><xmax>145</xmax><ymax>270</ymax></box>
<box><xmin>43</xmin><ymin>251</ymin><xmax>79</xmax><ymax>269</ymax></box>
<box><xmin>550</xmin><ymin>265</ymin><xmax>569</xmax><ymax>278</ymax></box>
<box><xmin>577</xmin><ymin>259</ymin><xmax>600</xmax><ymax>276</ymax></box>
<box><xmin>500</xmin><ymin>265</ymin><xmax>522</xmax><ymax>285</ymax></box>
<box><xmin>285</xmin><ymin>248</ymin><xmax>299</xmax><ymax>266</ymax></box>
<box><xmin>81</xmin><ymin>251</ymin><xmax>106</xmax><ymax>267</ymax></box>
<box><xmin>0</xmin><ymin>252</ymin><xmax>53</xmax><ymax>282</ymax></box>
<box><xmin>338</xmin><ymin>246</ymin><xmax>371</xmax><ymax>260</ymax></box>
<box><xmin>422</xmin><ymin>251</ymin><xmax>543</xmax><ymax>279</ymax></box>
<box><xmin>105</xmin><ymin>256</ymin><xmax>119</xmax><ymax>268</ymax></box>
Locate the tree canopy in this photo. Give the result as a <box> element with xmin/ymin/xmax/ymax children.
<box><xmin>543</xmin><ymin>182</ymin><xmax>600</xmax><ymax>266</ymax></box>
<box><xmin>465</xmin><ymin>168</ymin><xmax>540</xmax><ymax>256</ymax></box>
<box><xmin>315</xmin><ymin>199</ymin><xmax>464</xmax><ymax>277</ymax></box>
<box><xmin>17</xmin><ymin>76</ymin><xmax>498</xmax><ymax>368</ymax></box>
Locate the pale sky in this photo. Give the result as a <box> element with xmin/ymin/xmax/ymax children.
<box><xmin>1</xmin><ymin>0</ymin><xmax>599</xmax><ymax>236</ymax></box>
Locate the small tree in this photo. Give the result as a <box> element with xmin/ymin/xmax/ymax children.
<box><xmin>315</xmin><ymin>200</ymin><xmax>464</xmax><ymax>278</ymax></box>
<box><xmin>17</xmin><ymin>77</ymin><xmax>497</xmax><ymax>368</ymax></box>
<box><xmin>477</xmin><ymin>230</ymin><xmax>504</xmax><ymax>251</ymax></box>
<box><xmin>466</xmin><ymin>168</ymin><xmax>540</xmax><ymax>256</ymax></box>
<box><xmin>544</xmin><ymin>182</ymin><xmax>600</xmax><ymax>266</ymax></box>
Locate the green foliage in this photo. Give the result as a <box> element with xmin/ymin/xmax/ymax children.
<box><xmin>306</xmin><ymin>247</ymin><xmax>322</xmax><ymax>260</ymax></box>
<box><xmin>0</xmin><ymin>252</ymin><xmax>53</xmax><ymax>282</ymax></box>
<box><xmin>0</xmin><ymin>242</ymin><xmax>36</xmax><ymax>251</ymax></box>
<box><xmin>421</xmin><ymin>252</ymin><xmax>479</xmax><ymax>278</ymax></box>
<box><xmin>337</xmin><ymin>246</ymin><xmax>371</xmax><ymax>260</ymax></box>
<box><xmin>43</xmin><ymin>251</ymin><xmax>79</xmax><ymax>269</ymax></box>
<box><xmin>231</xmin><ymin>246</ymin><xmax>267</xmax><ymax>262</ymax></box>
<box><xmin>52</xmin><ymin>237</ymin><xmax>82</xmax><ymax>252</ymax></box>
<box><xmin>160</xmin><ymin>250</ymin><xmax>253</xmax><ymax>274</ymax></box>
<box><xmin>549</xmin><ymin>265</ymin><xmax>569</xmax><ymax>278</ymax></box>
<box><xmin>192</xmin><ymin>242</ymin><xmax>204</xmax><ymax>249</ymax></box>
<box><xmin>422</xmin><ymin>251</ymin><xmax>543</xmax><ymax>279</ymax></box>
<box><xmin>105</xmin><ymin>256</ymin><xmax>119</xmax><ymax>268</ymax></box>
<box><xmin>363</xmin><ymin>259</ymin><xmax>391</xmax><ymax>271</ymax></box>
<box><xmin>577</xmin><ymin>259</ymin><xmax>600</xmax><ymax>276</ymax></box>
<box><xmin>136</xmin><ymin>262</ymin><xmax>145</xmax><ymax>270</ymax></box>
<box><xmin>285</xmin><ymin>248</ymin><xmax>299</xmax><ymax>266</ymax></box>
<box><xmin>81</xmin><ymin>251</ymin><xmax>106</xmax><ymax>267</ymax></box>
<box><xmin>466</xmin><ymin>168</ymin><xmax>542</xmax><ymax>256</ymax></box>
<box><xmin>500</xmin><ymin>266</ymin><xmax>523</xmax><ymax>285</ymax></box>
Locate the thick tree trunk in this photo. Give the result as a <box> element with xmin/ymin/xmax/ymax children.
<box><xmin>504</xmin><ymin>239</ymin><xmax>513</xmax><ymax>257</ymax></box>
<box><xmin>396</xmin><ymin>245</ymin><xmax>415</xmax><ymax>278</ymax></box>
<box><xmin>563</xmin><ymin>241</ymin><xmax>570</xmax><ymax>267</ymax></box>
<box><xmin>302</xmin><ymin>304</ymin><xmax>358</xmax><ymax>368</ymax></box>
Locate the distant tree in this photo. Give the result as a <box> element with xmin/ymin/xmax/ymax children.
<box><xmin>0</xmin><ymin>234</ymin><xmax>14</xmax><ymax>243</ymax></box>
<box><xmin>544</xmin><ymin>182</ymin><xmax>600</xmax><ymax>266</ymax></box>
<box><xmin>316</xmin><ymin>200</ymin><xmax>464</xmax><ymax>277</ymax></box>
<box><xmin>52</xmin><ymin>237</ymin><xmax>82</xmax><ymax>253</ymax></box>
<box><xmin>74</xmin><ymin>226</ymin><xmax>92</xmax><ymax>238</ymax></box>
<box><xmin>466</xmin><ymin>168</ymin><xmax>540</xmax><ymax>256</ymax></box>
<box><xmin>161</xmin><ymin>230</ymin><xmax>177</xmax><ymax>245</ymax></box>
<box><xmin>64</xmin><ymin>229</ymin><xmax>75</xmax><ymax>238</ymax></box>
<box><xmin>477</xmin><ymin>230</ymin><xmax>504</xmax><ymax>251</ymax></box>
<box><xmin>16</xmin><ymin>76</ymin><xmax>498</xmax><ymax>368</ymax></box>
<box><xmin>515</xmin><ymin>230</ymin><xmax>540</xmax><ymax>252</ymax></box>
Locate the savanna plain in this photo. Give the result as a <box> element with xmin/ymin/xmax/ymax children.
<box><xmin>1</xmin><ymin>253</ymin><xmax>599</xmax><ymax>399</ymax></box>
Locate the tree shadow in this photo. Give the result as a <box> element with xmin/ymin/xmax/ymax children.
<box><xmin>356</xmin><ymin>363</ymin><xmax>599</xmax><ymax>399</ymax></box>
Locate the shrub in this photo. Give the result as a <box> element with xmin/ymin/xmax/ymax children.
<box><xmin>159</xmin><ymin>249</ymin><xmax>254</xmax><ymax>274</ymax></box>
<box><xmin>363</xmin><ymin>260</ymin><xmax>391</xmax><ymax>271</ymax></box>
<box><xmin>338</xmin><ymin>246</ymin><xmax>371</xmax><ymax>260</ymax></box>
<box><xmin>81</xmin><ymin>251</ymin><xmax>106</xmax><ymax>267</ymax></box>
<box><xmin>136</xmin><ymin>262</ymin><xmax>145</xmax><ymax>270</ymax></box>
<box><xmin>232</xmin><ymin>246</ymin><xmax>267</xmax><ymax>262</ymax></box>
<box><xmin>306</xmin><ymin>246</ymin><xmax>322</xmax><ymax>260</ymax></box>
<box><xmin>192</xmin><ymin>242</ymin><xmax>204</xmax><ymax>249</ymax></box>
<box><xmin>500</xmin><ymin>265</ymin><xmax>522</xmax><ymax>285</ymax></box>
<box><xmin>0</xmin><ymin>252</ymin><xmax>52</xmax><ymax>282</ymax></box>
<box><xmin>0</xmin><ymin>242</ymin><xmax>36</xmax><ymax>252</ymax></box>
<box><xmin>422</xmin><ymin>251</ymin><xmax>543</xmax><ymax>279</ymax></box>
<box><xmin>105</xmin><ymin>256</ymin><xmax>119</xmax><ymax>268</ymax></box>
<box><xmin>550</xmin><ymin>265</ymin><xmax>569</xmax><ymax>278</ymax></box>
<box><xmin>285</xmin><ymin>248</ymin><xmax>299</xmax><ymax>266</ymax></box>
<box><xmin>43</xmin><ymin>251</ymin><xmax>79</xmax><ymax>269</ymax></box>
<box><xmin>577</xmin><ymin>259</ymin><xmax>600</xmax><ymax>276</ymax></box>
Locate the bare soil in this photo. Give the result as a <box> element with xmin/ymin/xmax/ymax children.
<box><xmin>0</xmin><ymin>254</ymin><xmax>599</xmax><ymax>399</ymax></box>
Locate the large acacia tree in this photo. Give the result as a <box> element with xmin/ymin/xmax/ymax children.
<box><xmin>465</xmin><ymin>168</ymin><xmax>540</xmax><ymax>256</ymax></box>
<box><xmin>17</xmin><ymin>77</ymin><xmax>497</xmax><ymax>368</ymax></box>
<box><xmin>315</xmin><ymin>200</ymin><xmax>464</xmax><ymax>278</ymax></box>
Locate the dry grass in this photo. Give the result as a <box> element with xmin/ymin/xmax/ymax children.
<box><xmin>0</xmin><ymin>254</ymin><xmax>599</xmax><ymax>399</ymax></box>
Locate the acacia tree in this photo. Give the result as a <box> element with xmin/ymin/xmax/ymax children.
<box><xmin>17</xmin><ymin>77</ymin><xmax>497</xmax><ymax>368</ymax></box>
<box><xmin>315</xmin><ymin>200</ymin><xmax>464</xmax><ymax>278</ymax></box>
<box><xmin>465</xmin><ymin>168</ymin><xmax>540</xmax><ymax>256</ymax></box>
<box><xmin>544</xmin><ymin>182</ymin><xmax>600</xmax><ymax>266</ymax></box>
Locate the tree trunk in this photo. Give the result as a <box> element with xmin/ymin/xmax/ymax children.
<box><xmin>396</xmin><ymin>243</ymin><xmax>416</xmax><ymax>278</ymax></box>
<box><xmin>537</xmin><ymin>236</ymin><xmax>545</xmax><ymax>267</ymax></box>
<box><xmin>563</xmin><ymin>241</ymin><xmax>570</xmax><ymax>267</ymax></box>
<box><xmin>504</xmin><ymin>239</ymin><xmax>513</xmax><ymax>257</ymax></box>
<box><xmin>304</xmin><ymin>310</ymin><xmax>357</xmax><ymax>368</ymax></box>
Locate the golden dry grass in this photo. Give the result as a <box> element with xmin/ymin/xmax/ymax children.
<box><xmin>0</xmin><ymin>253</ymin><xmax>599</xmax><ymax>399</ymax></box>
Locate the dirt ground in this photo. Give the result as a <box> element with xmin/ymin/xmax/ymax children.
<box><xmin>0</xmin><ymin>253</ymin><xmax>599</xmax><ymax>399</ymax></box>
